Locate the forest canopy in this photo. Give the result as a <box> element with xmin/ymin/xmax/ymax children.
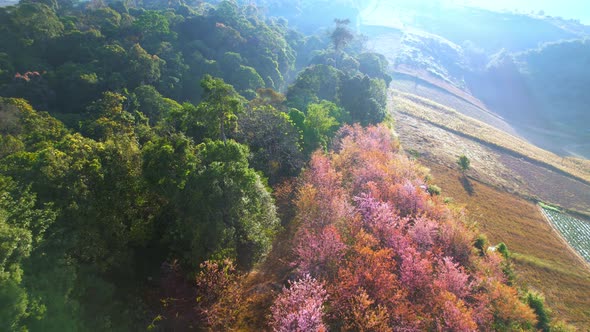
<box><xmin>0</xmin><ymin>0</ymin><xmax>551</xmax><ymax>330</ymax></box>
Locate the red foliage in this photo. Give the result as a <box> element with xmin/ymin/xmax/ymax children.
<box><xmin>408</xmin><ymin>216</ymin><xmax>438</xmax><ymax>252</ymax></box>
<box><xmin>486</xmin><ymin>280</ymin><xmax>537</xmax><ymax>327</ymax></box>
<box><xmin>400</xmin><ymin>246</ymin><xmax>434</xmax><ymax>302</ymax></box>
<box><xmin>331</xmin><ymin>234</ymin><xmax>421</xmax><ymax>330</ymax></box>
<box><xmin>157</xmin><ymin>259</ymin><xmax>244</xmax><ymax>330</ymax></box>
<box><xmin>297</xmin><ymin>153</ymin><xmax>353</xmax><ymax>229</ymax></box>
<box><xmin>194</xmin><ymin>259</ymin><xmax>244</xmax><ymax>330</ymax></box>
<box><xmin>435</xmin><ymin>256</ymin><xmax>472</xmax><ymax>300</ymax></box>
<box><xmin>437</xmin><ymin>291</ymin><xmax>478</xmax><ymax>331</ymax></box>
<box><xmin>13</xmin><ymin>71</ymin><xmax>42</xmax><ymax>82</ymax></box>
<box><xmin>273</xmin><ymin>177</ymin><xmax>299</xmax><ymax>223</ymax></box>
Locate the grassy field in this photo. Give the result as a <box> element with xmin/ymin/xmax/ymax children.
<box><xmin>423</xmin><ymin>161</ymin><xmax>590</xmax><ymax>329</ymax></box>
<box><xmin>391</xmin><ymin>90</ymin><xmax>590</xmax><ymax>185</ymax></box>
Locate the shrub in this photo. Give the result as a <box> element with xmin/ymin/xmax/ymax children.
<box><xmin>427</xmin><ymin>184</ymin><xmax>441</xmax><ymax>196</ymax></box>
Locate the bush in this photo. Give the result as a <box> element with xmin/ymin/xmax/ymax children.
<box><xmin>427</xmin><ymin>184</ymin><xmax>441</xmax><ymax>196</ymax></box>
<box><xmin>474</xmin><ymin>234</ymin><xmax>488</xmax><ymax>256</ymax></box>
<box><xmin>526</xmin><ymin>291</ymin><xmax>550</xmax><ymax>332</ymax></box>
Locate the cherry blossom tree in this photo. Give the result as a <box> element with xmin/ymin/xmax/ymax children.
<box><xmin>270</xmin><ymin>275</ymin><xmax>328</xmax><ymax>332</ymax></box>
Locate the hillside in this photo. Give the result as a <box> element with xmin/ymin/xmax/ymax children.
<box><xmin>392</xmin><ymin>91</ymin><xmax>590</xmax><ymax>188</ymax></box>
<box><xmin>206</xmin><ymin>124</ymin><xmax>542</xmax><ymax>330</ymax></box>
<box><xmin>0</xmin><ymin>0</ymin><xmax>16</xmax><ymax>7</ymax></box>
<box><xmin>0</xmin><ymin>0</ymin><xmax>391</xmax><ymax>329</ymax></box>
<box><xmin>422</xmin><ymin>162</ymin><xmax>590</xmax><ymax>328</ymax></box>
<box><xmin>0</xmin><ymin>0</ymin><xmax>588</xmax><ymax>330</ymax></box>
<box><xmin>360</xmin><ymin>1</ymin><xmax>590</xmax><ymax>158</ymax></box>
<box><xmin>390</xmin><ymin>88</ymin><xmax>590</xmax><ymax>328</ymax></box>
<box><xmin>360</xmin><ymin>1</ymin><xmax>588</xmax><ymax>53</ymax></box>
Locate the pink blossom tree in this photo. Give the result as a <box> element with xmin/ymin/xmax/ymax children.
<box><xmin>435</xmin><ymin>256</ymin><xmax>472</xmax><ymax>299</ymax></box>
<box><xmin>294</xmin><ymin>225</ymin><xmax>346</xmax><ymax>278</ymax></box>
<box><xmin>270</xmin><ymin>274</ymin><xmax>328</xmax><ymax>332</ymax></box>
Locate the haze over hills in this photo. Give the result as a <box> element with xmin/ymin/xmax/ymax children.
<box><xmin>455</xmin><ymin>0</ymin><xmax>590</xmax><ymax>25</ymax></box>
<box><xmin>0</xmin><ymin>0</ymin><xmax>17</xmax><ymax>6</ymax></box>
<box><xmin>357</xmin><ymin>0</ymin><xmax>590</xmax><ymax>158</ymax></box>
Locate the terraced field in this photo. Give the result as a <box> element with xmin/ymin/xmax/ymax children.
<box><xmin>541</xmin><ymin>207</ymin><xmax>590</xmax><ymax>262</ymax></box>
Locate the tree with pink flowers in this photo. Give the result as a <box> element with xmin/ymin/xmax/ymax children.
<box><xmin>269</xmin><ymin>274</ymin><xmax>328</xmax><ymax>332</ymax></box>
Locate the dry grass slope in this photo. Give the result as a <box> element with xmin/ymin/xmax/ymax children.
<box><xmin>391</xmin><ymin>91</ymin><xmax>590</xmax><ymax>185</ymax></box>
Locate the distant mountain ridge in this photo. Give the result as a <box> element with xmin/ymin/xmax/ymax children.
<box><xmin>0</xmin><ymin>0</ymin><xmax>17</xmax><ymax>6</ymax></box>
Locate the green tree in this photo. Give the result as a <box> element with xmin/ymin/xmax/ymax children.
<box><xmin>0</xmin><ymin>175</ymin><xmax>57</xmax><ymax>331</ymax></box>
<box><xmin>219</xmin><ymin>52</ymin><xmax>264</xmax><ymax>95</ymax></box>
<box><xmin>303</xmin><ymin>100</ymin><xmax>341</xmax><ymax>154</ymax></box>
<box><xmin>134</xmin><ymin>85</ymin><xmax>182</xmax><ymax>125</ymax></box>
<box><xmin>133</xmin><ymin>10</ymin><xmax>173</xmax><ymax>47</ymax></box>
<box><xmin>167</xmin><ymin>139</ymin><xmax>279</xmax><ymax>269</ymax></box>
<box><xmin>286</xmin><ymin>64</ymin><xmax>342</xmax><ymax>112</ymax></box>
<box><xmin>199</xmin><ymin>75</ymin><xmax>244</xmax><ymax>143</ymax></box>
<box><xmin>84</xmin><ymin>91</ymin><xmax>135</xmax><ymax>139</ymax></box>
<box><xmin>48</xmin><ymin>29</ymin><xmax>104</xmax><ymax>67</ymax></box>
<box><xmin>457</xmin><ymin>154</ymin><xmax>471</xmax><ymax>174</ymax></box>
<box><xmin>51</xmin><ymin>62</ymin><xmax>101</xmax><ymax>113</ymax></box>
<box><xmin>496</xmin><ymin>242</ymin><xmax>515</xmax><ymax>285</ymax></box>
<box><xmin>86</xmin><ymin>7</ymin><xmax>121</xmax><ymax>37</ymax></box>
<box><xmin>331</xmin><ymin>18</ymin><xmax>353</xmax><ymax>52</ymax></box>
<box><xmin>233</xmin><ymin>104</ymin><xmax>303</xmax><ymax>183</ymax></box>
<box><xmin>0</xmin><ymin>98</ymin><xmax>155</xmax><ymax>329</ymax></box>
<box><xmin>338</xmin><ymin>74</ymin><xmax>387</xmax><ymax>125</ymax></box>
<box><xmin>357</xmin><ymin>52</ymin><xmax>392</xmax><ymax>85</ymax></box>
<box><xmin>10</xmin><ymin>3</ymin><xmax>64</xmax><ymax>45</ymax></box>
<box><xmin>126</xmin><ymin>43</ymin><xmax>166</xmax><ymax>87</ymax></box>
<box><xmin>526</xmin><ymin>291</ymin><xmax>550</xmax><ymax>332</ymax></box>
<box><xmin>142</xmin><ymin>132</ymin><xmax>199</xmax><ymax>197</ymax></box>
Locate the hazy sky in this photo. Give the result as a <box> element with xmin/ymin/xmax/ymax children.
<box><xmin>457</xmin><ymin>0</ymin><xmax>590</xmax><ymax>23</ymax></box>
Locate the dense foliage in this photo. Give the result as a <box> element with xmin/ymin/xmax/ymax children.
<box><xmin>0</xmin><ymin>95</ymin><xmax>281</xmax><ymax>329</ymax></box>
<box><xmin>0</xmin><ymin>0</ymin><xmax>555</xmax><ymax>330</ymax></box>
<box><xmin>155</xmin><ymin>125</ymin><xmax>549</xmax><ymax>330</ymax></box>
<box><xmin>0</xmin><ymin>0</ymin><xmax>393</xmax><ymax>329</ymax></box>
